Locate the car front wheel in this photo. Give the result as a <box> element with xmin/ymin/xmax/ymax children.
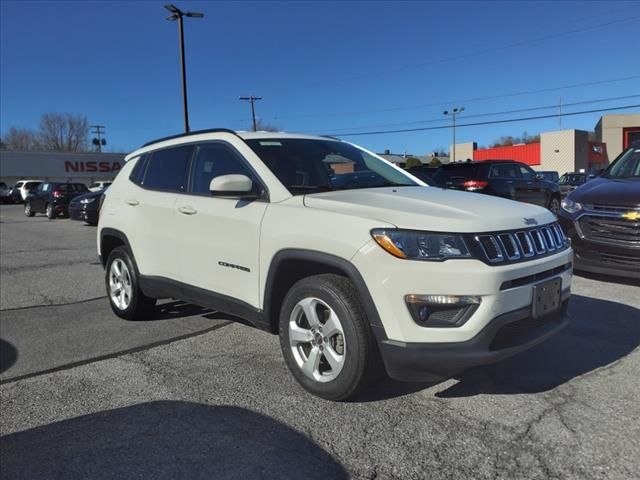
<box><xmin>279</xmin><ymin>274</ymin><xmax>382</xmax><ymax>401</ymax></box>
<box><xmin>105</xmin><ymin>246</ymin><xmax>156</xmax><ymax>320</ymax></box>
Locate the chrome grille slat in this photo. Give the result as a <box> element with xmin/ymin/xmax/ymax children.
<box><xmin>473</xmin><ymin>223</ymin><xmax>568</xmax><ymax>264</ymax></box>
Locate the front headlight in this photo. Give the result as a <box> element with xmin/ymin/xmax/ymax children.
<box><xmin>371</xmin><ymin>229</ymin><xmax>471</xmax><ymax>261</ymax></box>
<box><xmin>561</xmin><ymin>198</ymin><xmax>582</xmax><ymax>214</ymax></box>
<box><xmin>80</xmin><ymin>197</ymin><xmax>96</xmax><ymax>204</ymax></box>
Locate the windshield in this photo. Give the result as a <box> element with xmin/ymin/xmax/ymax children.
<box><xmin>559</xmin><ymin>173</ymin><xmax>586</xmax><ymax>185</ymax></box>
<box><xmin>246</xmin><ymin>139</ymin><xmax>418</xmax><ymax>194</ymax></box>
<box><xmin>604</xmin><ymin>148</ymin><xmax>640</xmax><ymax>179</ymax></box>
<box><xmin>58</xmin><ymin>183</ymin><xmax>89</xmax><ymax>192</ymax></box>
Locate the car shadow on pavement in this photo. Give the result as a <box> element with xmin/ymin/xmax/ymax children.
<box><xmin>149</xmin><ymin>300</ymin><xmax>212</xmax><ymax>320</ymax></box>
<box><xmin>0</xmin><ymin>339</ymin><xmax>18</xmax><ymax>374</ymax></box>
<box><xmin>0</xmin><ymin>401</ymin><xmax>348</xmax><ymax>480</ymax></box>
<box><xmin>437</xmin><ymin>294</ymin><xmax>640</xmax><ymax>397</ymax></box>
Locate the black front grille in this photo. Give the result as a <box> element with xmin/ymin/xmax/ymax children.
<box><xmin>470</xmin><ymin>222</ymin><xmax>569</xmax><ymax>265</ymax></box>
<box><xmin>578</xmin><ymin>215</ymin><xmax>640</xmax><ymax>247</ymax></box>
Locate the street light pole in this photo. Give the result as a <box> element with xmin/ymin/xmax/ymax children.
<box><xmin>443</xmin><ymin>107</ymin><xmax>465</xmax><ymax>162</ymax></box>
<box><xmin>165</xmin><ymin>4</ymin><xmax>204</xmax><ymax>133</ymax></box>
<box><xmin>239</xmin><ymin>96</ymin><xmax>262</xmax><ymax>131</ymax></box>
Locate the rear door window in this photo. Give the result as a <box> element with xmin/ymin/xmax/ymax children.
<box><xmin>432</xmin><ymin>164</ymin><xmax>482</xmax><ymax>185</ymax></box>
<box><xmin>142</xmin><ymin>146</ymin><xmax>193</xmax><ymax>192</ymax></box>
<box><xmin>490</xmin><ymin>164</ymin><xmax>522</xmax><ymax>179</ymax></box>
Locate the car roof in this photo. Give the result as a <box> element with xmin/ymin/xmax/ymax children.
<box><xmin>126</xmin><ymin>129</ymin><xmax>342</xmax><ymax>161</ymax></box>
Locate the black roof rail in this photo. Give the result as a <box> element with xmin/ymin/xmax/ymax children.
<box><xmin>141</xmin><ymin>128</ymin><xmax>239</xmax><ymax>148</ymax></box>
<box><xmin>320</xmin><ymin>135</ymin><xmax>342</xmax><ymax>141</ymax></box>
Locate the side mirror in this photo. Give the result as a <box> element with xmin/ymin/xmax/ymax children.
<box><xmin>535</xmin><ymin>173</ymin><xmax>545</xmax><ymax>180</ymax></box>
<box><xmin>209</xmin><ymin>174</ymin><xmax>255</xmax><ymax>197</ymax></box>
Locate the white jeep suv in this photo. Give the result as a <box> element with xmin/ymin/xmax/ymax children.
<box><xmin>98</xmin><ymin>129</ymin><xmax>572</xmax><ymax>400</ymax></box>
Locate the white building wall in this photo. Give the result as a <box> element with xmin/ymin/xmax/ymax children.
<box><xmin>0</xmin><ymin>151</ymin><xmax>125</xmax><ymax>187</ymax></box>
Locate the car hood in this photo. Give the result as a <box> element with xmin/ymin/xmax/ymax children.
<box><xmin>72</xmin><ymin>190</ymin><xmax>103</xmax><ymax>202</ymax></box>
<box><xmin>567</xmin><ymin>177</ymin><xmax>640</xmax><ymax>207</ymax></box>
<box><xmin>304</xmin><ymin>186</ymin><xmax>555</xmax><ymax>233</ymax></box>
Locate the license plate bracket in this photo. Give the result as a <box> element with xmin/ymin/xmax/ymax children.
<box><xmin>532</xmin><ymin>278</ymin><xmax>562</xmax><ymax>318</ymax></box>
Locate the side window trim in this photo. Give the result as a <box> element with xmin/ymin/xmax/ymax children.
<box><xmin>186</xmin><ymin>140</ymin><xmax>269</xmax><ymax>199</ymax></box>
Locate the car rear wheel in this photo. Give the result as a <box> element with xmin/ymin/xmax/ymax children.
<box><xmin>46</xmin><ymin>203</ymin><xmax>56</xmax><ymax>220</ymax></box>
<box><xmin>24</xmin><ymin>202</ymin><xmax>35</xmax><ymax>217</ymax></box>
<box><xmin>105</xmin><ymin>246</ymin><xmax>156</xmax><ymax>320</ymax></box>
<box><xmin>278</xmin><ymin>274</ymin><xmax>382</xmax><ymax>401</ymax></box>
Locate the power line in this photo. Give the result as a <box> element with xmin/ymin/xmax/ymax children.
<box><xmin>272</xmin><ymin>74</ymin><xmax>640</xmax><ymax>120</ymax></box>
<box><xmin>326</xmin><ymin>104</ymin><xmax>640</xmax><ymax>137</ymax></box>
<box><xmin>324</xmin><ymin>94</ymin><xmax>640</xmax><ymax>133</ymax></box>
<box><xmin>260</xmin><ymin>11</ymin><xmax>640</xmax><ymax>102</ymax></box>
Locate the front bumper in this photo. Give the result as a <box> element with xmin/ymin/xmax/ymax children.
<box><xmin>351</xmin><ymin>238</ymin><xmax>573</xmax><ymax>381</ymax></box>
<box><xmin>375</xmin><ymin>298</ymin><xmax>569</xmax><ymax>381</ymax></box>
<box><xmin>558</xmin><ymin>215</ymin><xmax>640</xmax><ymax>279</ymax></box>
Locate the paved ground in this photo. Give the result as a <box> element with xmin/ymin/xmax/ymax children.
<box><xmin>1</xmin><ymin>203</ymin><xmax>639</xmax><ymax>479</ymax></box>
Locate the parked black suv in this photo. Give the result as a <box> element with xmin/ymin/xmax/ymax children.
<box><xmin>24</xmin><ymin>182</ymin><xmax>89</xmax><ymax>219</ymax></box>
<box><xmin>558</xmin><ymin>146</ymin><xmax>640</xmax><ymax>279</ymax></box>
<box><xmin>432</xmin><ymin>160</ymin><xmax>562</xmax><ymax>214</ymax></box>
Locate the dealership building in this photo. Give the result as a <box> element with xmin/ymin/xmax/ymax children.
<box><xmin>0</xmin><ymin>150</ymin><xmax>125</xmax><ymax>187</ymax></box>
<box><xmin>450</xmin><ymin>113</ymin><xmax>640</xmax><ymax>173</ymax></box>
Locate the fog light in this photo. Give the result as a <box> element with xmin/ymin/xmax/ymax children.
<box><xmin>405</xmin><ymin>295</ymin><xmax>480</xmax><ymax>328</ymax></box>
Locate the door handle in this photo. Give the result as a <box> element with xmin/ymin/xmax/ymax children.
<box><xmin>178</xmin><ymin>206</ymin><xmax>197</xmax><ymax>215</ymax></box>
<box><xmin>506</xmin><ymin>181</ymin><xmax>514</xmax><ymax>184</ymax></box>
<box><xmin>125</xmin><ymin>199</ymin><xmax>139</xmax><ymax>206</ymax></box>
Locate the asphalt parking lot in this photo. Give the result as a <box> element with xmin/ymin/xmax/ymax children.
<box><xmin>1</xmin><ymin>203</ymin><xmax>639</xmax><ymax>480</ymax></box>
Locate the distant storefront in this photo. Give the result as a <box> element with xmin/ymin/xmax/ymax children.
<box><xmin>0</xmin><ymin>150</ymin><xmax>125</xmax><ymax>187</ymax></box>
<box><xmin>451</xmin><ymin>113</ymin><xmax>640</xmax><ymax>174</ymax></box>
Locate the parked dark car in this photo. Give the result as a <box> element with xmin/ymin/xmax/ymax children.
<box><xmin>407</xmin><ymin>166</ymin><xmax>439</xmax><ymax>184</ymax></box>
<box><xmin>538</xmin><ymin>171</ymin><xmax>560</xmax><ymax>183</ymax></box>
<box><xmin>431</xmin><ymin>160</ymin><xmax>562</xmax><ymax>214</ymax></box>
<box><xmin>558</xmin><ymin>172</ymin><xmax>589</xmax><ymax>197</ymax></box>
<box><xmin>68</xmin><ymin>189</ymin><xmax>105</xmax><ymax>226</ymax></box>
<box><xmin>558</xmin><ymin>146</ymin><xmax>640</xmax><ymax>279</ymax></box>
<box><xmin>24</xmin><ymin>182</ymin><xmax>89</xmax><ymax>219</ymax></box>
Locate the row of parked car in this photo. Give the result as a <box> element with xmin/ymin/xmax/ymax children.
<box><xmin>407</xmin><ymin>154</ymin><xmax>639</xmax><ymax>280</ymax></box>
<box><xmin>0</xmin><ymin>179</ymin><xmax>111</xmax><ymax>225</ymax></box>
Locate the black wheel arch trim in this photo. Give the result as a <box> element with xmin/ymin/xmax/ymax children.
<box><xmin>99</xmin><ymin>228</ymin><xmax>133</xmax><ymax>268</ymax></box>
<box><xmin>263</xmin><ymin>249</ymin><xmax>386</xmax><ymax>335</ymax></box>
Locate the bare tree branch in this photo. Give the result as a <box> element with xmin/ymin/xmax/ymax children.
<box><xmin>39</xmin><ymin>112</ymin><xmax>89</xmax><ymax>152</ymax></box>
<box><xmin>1</xmin><ymin>127</ymin><xmax>41</xmax><ymax>151</ymax></box>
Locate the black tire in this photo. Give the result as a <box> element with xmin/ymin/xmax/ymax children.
<box><xmin>548</xmin><ymin>195</ymin><xmax>561</xmax><ymax>215</ymax></box>
<box><xmin>105</xmin><ymin>246</ymin><xmax>156</xmax><ymax>321</ymax></box>
<box><xmin>24</xmin><ymin>202</ymin><xmax>35</xmax><ymax>217</ymax></box>
<box><xmin>46</xmin><ymin>203</ymin><xmax>56</xmax><ymax>220</ymax></box>
<box><xmin>278</xmin><ymin>274</ymin><xmax>382</xmax><ymax>401</ymax></box>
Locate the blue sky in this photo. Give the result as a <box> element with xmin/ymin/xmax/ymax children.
<box><xmin>1</xmin><ymin>0</ymin><xmax>639</xmax><ymax>154</ymax></box>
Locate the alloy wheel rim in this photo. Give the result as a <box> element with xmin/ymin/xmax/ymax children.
<box><xmin>109</xmin><ymin>258</ymin><xmax>132</xmax><ymax>310</ymax></box>
<box><xmin>25</xmin><ymin>204</ymin><xmax>30</xmax><ymax>215</ymax></box>
<box><xmin>289</xmin><ymin>297</ymin><xmax>346</xmax><ymax>383</ymax></box>
<box><xmin>550</xmin><ymin>198</ymin><xmax>560</xmax><ymax>214</ymax></box>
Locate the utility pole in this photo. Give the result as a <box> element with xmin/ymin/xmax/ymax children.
<box><xmin>90</xmin><ymin>125</ymin><xmax>106</xmax><ymax>153</ymax></box>
<box><xmin>165</xmin><ymin>4</ymin><xmax>204</xmax><ymax>133</ymax></box>
<box><xmin>443</xmin><ymin>107</ymin><xmax>464</xmax><ymax>162</ymax></box>
<box><xmin>239</xmin><ymin>96</ymin><xmax>262</xmax><ymax>131</ymax></box>
<box><xmin>559</xmin><ymin>97</ymin><xmax>562</xmax><ymax>129</ymax></box>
